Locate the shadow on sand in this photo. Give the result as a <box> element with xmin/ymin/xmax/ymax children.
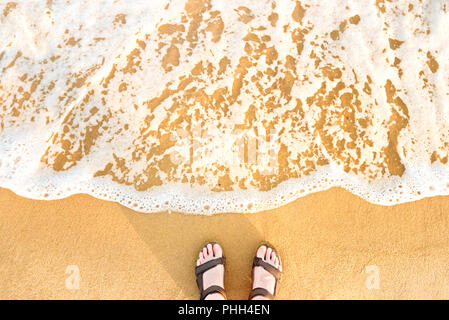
<box><xmin>120</xmin><ymin>206</ymin><xmax>265</xmax><ymax>299</ymax></box>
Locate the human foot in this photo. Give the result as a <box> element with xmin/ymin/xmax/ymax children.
<box><xmin>195</xmin><ymin>242</ymin><xmax>226</xmax><ymax>300</ymax></box>
<box><xmin>250</xmin><ymin>244</ymin><xmax>282</xmax><ymax>300</ymax></box>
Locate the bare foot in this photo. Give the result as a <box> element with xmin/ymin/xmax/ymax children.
<box><xmin>251</xmin><ymin>245</ymin><xmax>282</xmax><ymax>300</ymax></box>
<box><xmin>196</xmin><ymin>242</ymin><xmax>226</xmax><ymax>300</ymax></box>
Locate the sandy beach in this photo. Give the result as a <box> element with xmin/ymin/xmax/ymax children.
<box><xmin>1</xmin><ymin>1</ymin><xmax>449</xmax><ymax>300</ymax></box>
<box><xmin>1</xmin><ymin>187</ymin><xmax>448</xmax><ymax>299</ymax></box>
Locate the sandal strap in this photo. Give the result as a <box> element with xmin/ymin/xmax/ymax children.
<box><xmin>201</xmin><ymin>285</ymin><xmax>226</xmax><ymax>300</ymax></box>
<box><xmin>195</xmin><ymin>257</ymin><xmax>225</xmax><ymax>277</ymax></box>
<box><xmin>253</xmin><ymin>257</ymin><xmax>281</xmax><ymax>281</ymax></box>
<box><xmin>249</xmin><ymin>287</ymin><xmax>275</xmax><ymax>300</ymax></box>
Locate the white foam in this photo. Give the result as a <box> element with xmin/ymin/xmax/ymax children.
<box><xmin>0</xmin><ymin>0</ymin><xmax>448</xmax><ymax>214</ymax></box>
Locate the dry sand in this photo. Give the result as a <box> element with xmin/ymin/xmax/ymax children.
<box><xmin>0</xmin><ymin>187</ymin><xmax>448</xmax><ymax>299</ymax></box>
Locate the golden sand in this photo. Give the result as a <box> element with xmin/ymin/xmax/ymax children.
<box><xmin>1</xmin><ymin>187</ymin><xmax>448</xmax><ymax>299</ymax></box>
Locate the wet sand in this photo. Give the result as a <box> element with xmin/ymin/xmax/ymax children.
<box><xmin>0</xmin><ymin>186</ymin><xmax>448</xmax><ymax>299</ymax></box>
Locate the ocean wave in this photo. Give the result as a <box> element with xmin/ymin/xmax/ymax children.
<box><xmin>0</xmin><ymin>0</ymin><xmax>448</xmax><ymax>213</ymax></box>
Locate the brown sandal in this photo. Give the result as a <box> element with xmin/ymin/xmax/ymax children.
<box><xmin>249</xmin><ymin>243</ymin><xmax>282</xmax><ymax>300</ymax></box>
<box><xmin>195</xmin><ymin>241</ymin><xmax>227</xmax><ymax>300</ymax></box>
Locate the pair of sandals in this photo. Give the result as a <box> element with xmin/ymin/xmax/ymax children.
<box><xmin>195</xmin><ymin>242</ymin><xmax>282</xmax><ymax>300</ymax></box>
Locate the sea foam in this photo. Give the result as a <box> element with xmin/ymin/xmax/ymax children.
<box><xmin>0</xmin><ymin>0</ymin><xmax>448</xmax><ymax>213</ymax></box>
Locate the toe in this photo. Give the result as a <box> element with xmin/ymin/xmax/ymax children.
<box><xmin>270</xmin><ymin>251</ymin><xmax>277</xmax><ymax>262</ymax></box>
<box><xmin>256</xmin><ymin>245</ymin><xmax>267</xmax><ymax>258</ymax></box>
<box><xmin>265</xmin><ymin>248</ymin><xmax>273</xmax><ymax>261</ymax></box>
<box><xmin>197</xmin><ymin>252</ymin><xmax>204</xmax><ymax>265</ymax></box>
<box><xmin>203</xmin><ymin>247</ymin><xmax>208</xmax><ymax>259</ymax></box>
<box><xmin>275</xmin><ymin>256</ymin><xmax>282</xmax><ymax>271</ymax></box>
<box><xmin>212</xmin><ymin>243</ymin><xmax>223</xmax><ymax>258</ymax></box>
<box><xmin>207</xmin><ymin>243</ymin><xmax>213</xmax><ymax>256</ymax></box>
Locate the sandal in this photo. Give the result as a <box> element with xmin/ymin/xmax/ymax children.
<box><xmin>195</xmin><ymin>241</ymin><xmax>227</xmax><ymax>300</ymax></box>
<box><xmin>249</xmin><ymin>243</ymin><xmax>282</xmax><ymax>300</ymax></box>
